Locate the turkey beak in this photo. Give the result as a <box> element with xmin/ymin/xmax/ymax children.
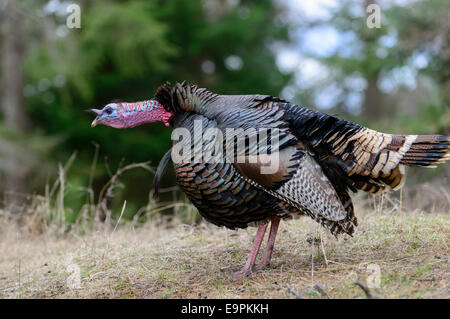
<box><xmin>86</xmin><ymin>109</ymin><xmax>102</xmax><ymax>127</ymax></box>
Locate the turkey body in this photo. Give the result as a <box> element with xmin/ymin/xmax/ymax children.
<box><xmin>169</xmin><ymin>106</ymin><xmax>357</xmax><ymax>235</ymax></box>
<box><xmin>154</xmin><ymin>82</ymin><xmax>447</xmax><ymax>237</ymax></box>
<box><xmin>171</xmin><ymin>113</ymin><xmax>294</xmax><ymax>229</ymax></box>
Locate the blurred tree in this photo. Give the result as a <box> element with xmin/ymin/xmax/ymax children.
<box><xmin>388</xmin><ymin>0</ymin><xmax>450</xmax><ymax>107</ymax></box>
<box><xmin>287</xmin><ymin>0</ymin><xmax>449</xmax><ymax>132</ymax></box>
<box><xmin>0</xmin><ymin>1</ymin><xmax>29</xmax><ymax>207</ymax></box>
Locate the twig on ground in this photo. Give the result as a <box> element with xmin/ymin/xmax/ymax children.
<box><xmin>313</xmin><ymin>283</ymin><xmax>331</xmax><ymax>298</ymax></box>
<box><xmin>287</xmin><ymin>284</ymin><xmax>304</xmax><ymax>299</ymax></box>
<box><xmin>319</xmin><ymin>228</ymin><xmax>329</xmax><ymax>267</ymax></box>
<box><xmin>49</xmin><ymin>151</ymin><xmax>77</xmax><ymax>197</ymax></box>
<box><xmin>96</xmin><ymin>161</ymin><xmax>154</xmax><ymax>221</ymax></box>
<box><xmin>86</xmin><ymin>142</ymin><xmax>99</xmax><ymax>205</ymax></box>
<box><xmin>112</xmin><ymin>200</ymin><xmax>127</xmax><ymax>235</ymax></box>
<box><xmin>354</xmin><ymin>279</ymin><xmax>379</xmax><ymax>299</ymax></box>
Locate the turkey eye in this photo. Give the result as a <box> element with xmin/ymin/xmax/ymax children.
<box><xmin>105</xmin><ymin>108</ymin><xmax>112</xmax><ymax>115</ymax></box>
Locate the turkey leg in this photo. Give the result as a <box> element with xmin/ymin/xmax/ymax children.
<box><xmin>255</xmin><ymin>217</ymin><xmax>280</xmax><ymax>271</ymax></box>
<box><xmin>232</xmin><ymin>223</ymin><xmax>268</xmax><ymax>278</ymax></box>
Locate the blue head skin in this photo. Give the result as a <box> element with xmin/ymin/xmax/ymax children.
<box><xmin>89</xmin><ymin>100</ymin><xmax>172</xmax><ymax>129</ymax></box>
<box><xmin>89</xmin><ymin>103</ymin><xmax>123</xmax><ymax>128</ymax></box>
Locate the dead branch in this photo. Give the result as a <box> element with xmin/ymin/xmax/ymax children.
<box><xmin>287</xmin><ymin>284</ymin><xmax>304</xmax><ymax>299</ymax></box>
<box><xmin>354</xmin><ymin>279</ymin><xmax>379</xmax><ymax>299</ymax></box>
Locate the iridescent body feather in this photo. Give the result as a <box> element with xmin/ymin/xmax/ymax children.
<box><xmin>152</xmin><ymin>82</ymin><xmax>449</xmax><ymax>237</ymax></box>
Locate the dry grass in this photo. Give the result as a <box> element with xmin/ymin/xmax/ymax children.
<box><xmin>0</xmin><ymin>159</ymin><xmax>448</xmax><ymax>298</ymax></box>
<box><xmin>0</xmin><ymin>203</ymin><xmax>448</xmax><ymax>299</ymax></box>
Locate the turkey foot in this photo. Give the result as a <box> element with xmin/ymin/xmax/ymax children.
<box><xmin>254</xmin><ymin>217</ymin><xmax>280</xmax><ymax>272</ymax></box>
<box><xmin>232</xmin><ymin>223</ymin><xmax>267</xmax><ymax>278</ymax></box>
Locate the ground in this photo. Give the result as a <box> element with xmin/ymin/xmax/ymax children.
<box><xmin>0</xmin><ymin>206</ymin><xmax>448</xmax><ymax>299</ymax></box>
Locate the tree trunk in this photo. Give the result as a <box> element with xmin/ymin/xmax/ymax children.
<box><xmin>1</xmin><ymin>1</ymin><xmax>29</xmax><ymax>208</ymax></box>
<box><xmin>363</xmin><ymin>77</ymin><xmax>384</xmax><ymax>121</ymax></box>
<box><xmin>361</xmin><ymin>0</ymin><xmax>385</xmax><ymax>121</ymax></box>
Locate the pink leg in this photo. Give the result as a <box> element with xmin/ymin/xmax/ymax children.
<box><xmin>232</xmin><ymin>223</ymin><xmax>268</xmax><ymax>278</ymax></box>
<box><xmin>255</xmin><ymin>217</ymin><xmax>280</xmax><ymax>271</ymax></box>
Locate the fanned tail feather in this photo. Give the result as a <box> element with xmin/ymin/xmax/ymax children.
<box><xmin>283</xmin><ymin>104</ymin><xmax>450</xmax><ymax>198</ymax></box>
<box><xmin>400</xmin><ymin>135</ymin><xmax>450</xmax><ymax>168</ymax></box>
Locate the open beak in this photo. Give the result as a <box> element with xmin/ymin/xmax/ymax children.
<box><xmin>86</xmin><ymin>109</ymin><xmax>102</xmax><ymax>128</ymax></box>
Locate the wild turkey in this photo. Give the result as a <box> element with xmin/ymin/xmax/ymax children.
<box><xmin>90</xmin><ymin>82</ymin><xmax>450</xmax><ymax>277</ymax></box>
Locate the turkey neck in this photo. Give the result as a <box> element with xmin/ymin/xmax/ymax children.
<box><xmin>120</xmin><ymin>100</ymin><xmax>172</xmax><ymax>127</ymax></box>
